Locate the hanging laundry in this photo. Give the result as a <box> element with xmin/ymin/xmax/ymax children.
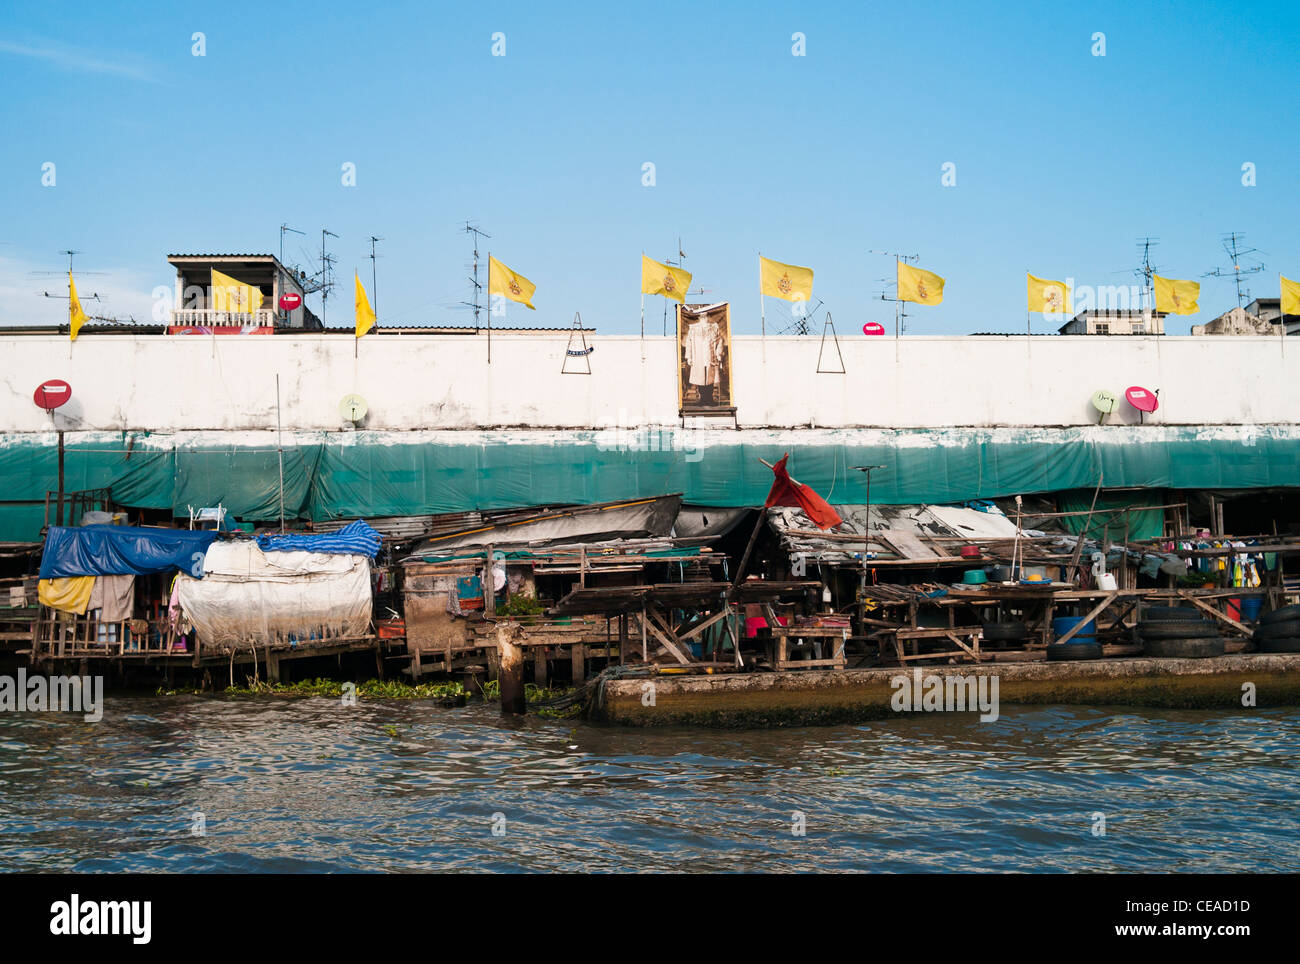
<box><xmin>38</xmin><ymin>576</ymin><xmax>94</xmax><ymax>615</ymax></box>
<box><xmin>88</xmin><ymin>574</ymin><xmax>135</xmax><ymax>622</ymax></box>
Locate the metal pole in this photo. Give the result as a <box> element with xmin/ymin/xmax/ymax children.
<box><xmin>56</xmin><ymin>429</ymin><xmax>65</xmax><ymax>526</ymax></box>
<box><xmin>276</xmin><ymin>374</ymin><xmax>286</xmax><ymax>534</ymax></box>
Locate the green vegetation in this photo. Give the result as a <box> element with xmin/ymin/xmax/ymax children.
<box><xmin>495</xmin><ymin>593</ymin><xmax>546</xmax><ymax>618</ymax></box>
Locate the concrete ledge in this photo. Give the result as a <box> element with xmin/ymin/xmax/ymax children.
<box><xmin>592</xmin><ymin>654</ymin><xmax>1300</xmax><ymax>727</ymax></box>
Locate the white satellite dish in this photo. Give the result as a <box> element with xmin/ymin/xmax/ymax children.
<box><xmin>339</xmin><ymin>393</ymin><xmax>368</xmax><ymax>423</ymax></box>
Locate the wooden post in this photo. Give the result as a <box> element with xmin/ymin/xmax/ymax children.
<box><xmin>56</xmin><ymin>430</ymin><xmax>65</xmax><ymax>526</ymax></box>
<box><xmin>496</xmin><ymin>621</ymin><xmax>526</xmax><ymax>715</ymax></box>
<box><xmin>483</xmin><ymin>544</ymin><xmax>496</xmax><ymax>617</ymax></box>
<box><xmin>570</xmin><ymin>642</ymin><xmax>585</xmax><ymax>684</ymax></box>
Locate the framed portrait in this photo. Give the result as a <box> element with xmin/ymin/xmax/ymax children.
<box><xmin>677</xmin><ymin>302</ymin><xmax>734</xmax><ymax>415</ymax></box>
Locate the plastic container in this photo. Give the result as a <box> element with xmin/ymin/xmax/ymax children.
<box><xmin>1241</xmin><ymin>597</ymin><xmax>1264</xmax><ymax>622</ymax></box>
<box><xmin>962</xmin><ymin>569</ymin><xmax>988</xmax><ymax>585</ymax></box>
<box><xmin>1053</xmin><ymin>616</ymin><xmax>1097</xmax><ymax>639</ymax></box>
<box><xmin>1058</xmin><ymin>635</ymin><xmax>1096</xmax><ymax>647</ymax></box>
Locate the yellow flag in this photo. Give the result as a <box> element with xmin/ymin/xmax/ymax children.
<box><xmin>1027</xmin><ymin>273</ymin><xmax>1070</xmax><ymax>314</ymax></box>
<box><xmin>1153</xmin><ymin>275</ymin><xmax>1200</xmax><ymax>315</ymax></box>
<box><xmin>759</xmin><ymin>255</ymin><xmax>813</xmax><ymax>302</ymax></box>
<box><xmin>488</xmin><ymin>255</ymin><xmax>536</xmax><ymax>310</ymax></box>
<box><xmin>68</xmin><ymin>271</ymin><xmax>90</xmax><ymax>341</ymax></box>
<box><xmin>642</xmin><ymin>255</ymin><xmax>692</xmax><ymax>304</ymax></box>
<box><xmin>1281</xmin><ymin>275</ymin><xmax>1300</xmax><ymax>317</ymax></box>
<box><xmin>897</xmin><ymin>262</ymin><xmax>945</xmax><ymax>305</ymax></box>
<box><xmin>355</xmin><ymin>272</ymin><xmax>377</xmax><ymax>338</ymax></box>
<box><xmin>211</xmin><ymin>268</ymin><xmax>264</xmax><ymax>315</ymax></box>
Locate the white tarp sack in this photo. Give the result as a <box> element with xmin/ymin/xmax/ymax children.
<box><xmin>175</xmin><ymin>540</ymin><xmax>372</xmax><ymax>649</ymax></box>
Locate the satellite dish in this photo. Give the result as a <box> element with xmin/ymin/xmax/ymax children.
<box><xmin>1126</xmin><ymin>386</ymin><xmax>1158</xmax><ymax>412</ymax></box>
<box><xmin>1126</xmin><ymin>385</ymin><xmax>1159</xmax><ymax>423</ymax></box>
<box><xmin>339</xmin><ymin>393</ymin><xmax>368</xmax><ymax>423</ymax></box>
<box><xmin>862</xmin><ymin>322</ymin><xmax>885</xmax><ymax>336</ymax></box>
<box><xmin>1091</xmin><ymin>389</ymin><xmax>1118</xmax><ymax>424</ymax></box>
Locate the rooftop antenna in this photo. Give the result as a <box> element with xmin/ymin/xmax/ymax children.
<box><xmin>663</xmin><ymin>238</ymin><xmax>687</xmax><ymax>337</ymax></box>
<box><xmin>367</xmin><ymin>235</ymin><xmax>383</xmax><ymax>317</ymax></box>
<box><xmin>870</xmin><ymin>250</ymin><xmax>918</xmax><ymax>336</ymax></box>
<box><xmin>460</xmin><ymin>221</ymin><xmax>491</xmax><ymax>328</ymax></box>
<box><xmin>279</xmin><ymin>223</ymin><xmax>304</xmax><ymax>263</ymax></box>
<box><xmin>319</xmin><ymin>229</ymin><xmax>338</xmax><ymax>324</ymax></box>
<box><xmin>1133</xmin><ymin>237</ymin><xmax>1160</xmax><ymax>312</ymax></box>
<box><xmin>1203</xmin><ymin>232</ymin><xmax>1265</xmax><ymax>308</ymax></box>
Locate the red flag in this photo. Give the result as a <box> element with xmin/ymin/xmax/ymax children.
<box><xmin>762</xmin><ymin>455</ymin><xmax>843</xmax><ymax>530</ymax></box>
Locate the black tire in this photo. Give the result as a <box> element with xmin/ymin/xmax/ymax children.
<box><xmin>1255</xmin><ymin>618</ymin><xmax>1300</xmax><ymax>640</ymax></box>
<box><xmin>1140</xmin><ymin>620</ymin><xmax>1216</xmax><ymax>640</ymax></box>
<box><xmin>1143</xmin><ymin>636</ymin><xmax>1225</xmax><ymax>659</ymax></box>
<box><xmin>1261</xmin><ymin>604</ymin><xmax>1300</xmax><ymax>626</ymax></box>
<box><xmin>1046</xmin><ymin>641</ymin><xmax>1103</xmax><ymax>661</ymax></box>
<box><xmin>1142</xmin><ymin>606</ymin><xmax>1203</xmax><ymax>622</ymax></box>
<box><xmin>1258</xmin><ymin>636</ymin><xmax>1300</xmax><ymax>654</ymax></box>
<box><xmin>982</xmin><ymin>621</ymin><xmax>1029</xmax><ymax>641</ymax></box>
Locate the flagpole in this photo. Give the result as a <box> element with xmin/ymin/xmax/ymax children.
<box><xmin>894</xmin><ymin>259</ymin><xmax>900</xmax><ymax>339</ymax></box>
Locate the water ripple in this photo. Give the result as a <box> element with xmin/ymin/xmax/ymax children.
<box><xmin>0</xmin><ymin>698</ymin><xmax>1297</xmax><ymax>871</ymax></box>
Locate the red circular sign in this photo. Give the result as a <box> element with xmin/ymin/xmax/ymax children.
<box><xmin>34</xmin><ymin>379</ymin><xmax>72</xmax><ymax>411</ymax></box>
<box><xmin>862</xmin><ymin>322</ymin><xmax>885</xmax><ymax>336</ymax></box>
<box><xmin>1125</xmin><ymin>386</ymin><xmax>1159</xmax><ymax>413</ymax></box>
<box><xmin>279</xmin><ymin>292</ymin><xmax>302</xmax><ymax>311</ymax></box>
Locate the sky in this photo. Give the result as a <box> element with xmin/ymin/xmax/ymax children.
<box><xmin>1</xmin><ymin>0</ymin><xmax>1298</xmax><ymax>335</ymax></box>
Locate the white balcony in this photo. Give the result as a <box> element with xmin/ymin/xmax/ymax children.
<box><xmin>170</xmin><ymin>309</ymin><xmax>277</xmax><ymax>328</ymax></box>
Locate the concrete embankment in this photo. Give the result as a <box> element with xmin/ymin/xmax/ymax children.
<box><xmin>591</xmin><ymin>654</ymin><xmax>1300</xmax><ymax>727</ymax></box>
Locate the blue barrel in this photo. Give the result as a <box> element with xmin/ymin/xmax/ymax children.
<box><xmin>1053</xmin><ymin>616</ymin><xmax>1096</xmax><ymax>640</ymax></box>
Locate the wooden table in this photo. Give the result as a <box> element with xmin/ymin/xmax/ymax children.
<box><xmin>767</xmin><ymin>626</ymin><xmax>848</xmax><ymax>671</ymax></box>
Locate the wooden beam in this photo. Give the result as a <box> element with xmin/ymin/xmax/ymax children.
<box><xmin>641</xmin><ymin>609</ymin><xmax>693</xmax><ymax>665</ymax></box>
<box><xmin>1177</xmin><ymin>591</ymin><xmax>1255</xmax><ymax>639</ymax></box>
<box><xmin>1053</xmin><ymin>591</ymin><xmax>1118</xmax><ymax>645</ymax></box>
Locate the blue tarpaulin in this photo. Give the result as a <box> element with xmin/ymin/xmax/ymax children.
<box><xmin>255</xmin><ymin>519</ymin><xmax>381</xmax><ymax>558</ymax></box>
<box><xmin>39</xmin><ymin>525</ymin><xmax>221</xmax><ymax>580</ymax></box>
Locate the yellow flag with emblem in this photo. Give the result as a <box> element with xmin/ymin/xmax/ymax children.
<box><xmin>68</xmin><ymin>272</ymin><xmax>90</xmax><ymax>341</ymax></box>
<box><xmin>642</xmin><ymin>255</ymin><xmax>692</xmax><ymax>304</ymax></box>
<box><xmin>211</xmin><ymin>268</ymin><xmax>264</xmax><ymax>315</ymax></box>
<box><xmin>355</xmin><ymin>272</ymin><xmax>377</xmax><ymax>338</ymax></box>
<box><xmin>759</xmin><ymin>255</ymin><xmax>813</xmax><ymax>302</ymax></box>
<box><xmin>489</xmin><ymin>255</ymin><xmax>536</xmax><ymax>310</ymax></box>
<box><xmin>1027</xmin><ymin>273</ymin><xmax>1070</xmax><ymax>314</ymax></box>
<box><xmin>1281</xmin><ymin>275</ymin><xmax>1300</xmax><ymax>317</ymax></box>
<box><xmin>897</xmin><ymin>262</ymin><xmax>945</xmax><ymax>305</ymax></box>
<box><xmin>1153</xmin><ymin>275</ymin><xmax>1199</xmax><ymax>315</ymax></box>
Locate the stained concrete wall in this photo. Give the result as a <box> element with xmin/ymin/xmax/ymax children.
<box><xmin>2</xmin><ymin>332</ymin><xmax>1295</xmax><ymax>433</ymax></box>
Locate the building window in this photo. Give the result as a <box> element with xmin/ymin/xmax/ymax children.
<box><xmin>1094</xmin><ymin>323</ymin><xmax>1110</xmax><ymax>335</ymax></box>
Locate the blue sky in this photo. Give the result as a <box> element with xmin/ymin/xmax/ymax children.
<box><xmin>1</xmin><ymin>0</ymin><xmax>1297</xmax><ymax>334</ymax></box>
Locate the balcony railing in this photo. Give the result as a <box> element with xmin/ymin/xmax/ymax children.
<box><xmin>170</xmin><ymin>309</ymin><xmax>277</xmax><ymax>328</ymax></box>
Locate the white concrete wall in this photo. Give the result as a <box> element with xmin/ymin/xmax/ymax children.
<box><xmin>1</xmin><ymin>332</ymin><xmax>1294</xmax><ymax>433</ymax></box>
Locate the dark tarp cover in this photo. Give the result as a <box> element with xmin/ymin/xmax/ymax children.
<box><xmin>1057</xmin><ymin>490</ymin><xmax>1167</xmax><ymax>542</ymax></box>
<box><xmin>39</xmin><ymin>525</ymin><xmax>220</xmax><ymax>579</ymax></box>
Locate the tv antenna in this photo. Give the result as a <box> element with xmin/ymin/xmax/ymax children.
<box><xmin>318</xmin><ymin>229</ymin><xmax>338</xmax><ymax>323</ymax></box>
<box><xmin>1133</xmin><ymin>237</ymin><xmax>1160</xmax><ymax>311</ymax></box>
<box><xmin>279</xmin><ymin>223</ymin><xmax>304</xmax><ymax>263</ymax></box>
<box><xmin>458</xmin><ymin>221</ymin><xmax>491</xmax><ymax>327</ymax></box>
<box><xmin>1203</xmin><ymin>232</ymin><xmax>1265</xmax><ymax>308</ymax></box>
<box><xmin>870</xmin><ymin>250</ymin><xmax>918</xmax><ymax>335</ymax></box>
<box><xmin>662</xmin><ymin>238</ymin><xmax>688</xmax><ymax>336</ymax></box>
<box><xmin>367</xmin><ymin>235</ymin><xmax>384</xmax><ymax>316</ymax></box>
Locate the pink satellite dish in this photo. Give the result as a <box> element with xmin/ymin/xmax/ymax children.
<box><xmin>862</xmin><ymin>322</ymin><xmax>885</xmax><ymax>336</ymax></box>
<box><xmin>1125</xmin><ymin>386</ymin><xmax>1159</xmax><ymax>413</ymax></box>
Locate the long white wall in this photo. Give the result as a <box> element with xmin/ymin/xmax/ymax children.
<box><xmin>1</xmin><ymin>332</ymin><xmax>1294</xmax><ymax>433</ymax></box>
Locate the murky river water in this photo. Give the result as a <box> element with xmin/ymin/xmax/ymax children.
<box><xmin>1</xmin><ymin>698</ymin><xmax>1297</xmax><ymax>872</ymax></box>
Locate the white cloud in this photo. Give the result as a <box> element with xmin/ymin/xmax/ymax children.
<box><xmin>0</xmin><ymin>39</ymin><xmax>157</xmax><ymax>83</ymax></box>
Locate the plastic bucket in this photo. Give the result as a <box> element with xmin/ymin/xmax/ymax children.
<box><xmin>1053</xmin><ymin>616</ymin><xmax>1096</xmax><ymax>640</ymax></box>
<box><xmin>1241</xmin><ymin>597</ymin><xmax>1264</xmax><ymax>622</ymax></box>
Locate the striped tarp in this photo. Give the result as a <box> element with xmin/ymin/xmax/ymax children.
<box><xmin>255</xmin><ymin>519</ymin><xmax>381</xmax><ymax>558</ymax></box>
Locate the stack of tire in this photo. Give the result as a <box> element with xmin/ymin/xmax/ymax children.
<box><xmin>1046</xmin><ymin>616</ymin><xmax>1102</xmax><ymax>661</ymax></box>
<box><xmin>1139</xmin><ymin>605</ymin><xmax>1224</xmax><ymax>659</ymax></box>
<box><xmin>1256</xmin><ymin>604</ymin><xmax>1300</xmax><ymax>654</ymax></box>
<box><xmin>982</xmin><ymin>621</ymin><xmax>1029</xmax><ymax>648</ymax></box>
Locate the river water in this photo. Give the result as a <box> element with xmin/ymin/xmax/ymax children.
<box><xmin>1</xmin><ymin>697</ymin><xmax>1297</xmax><ymax>872</ymax></box>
